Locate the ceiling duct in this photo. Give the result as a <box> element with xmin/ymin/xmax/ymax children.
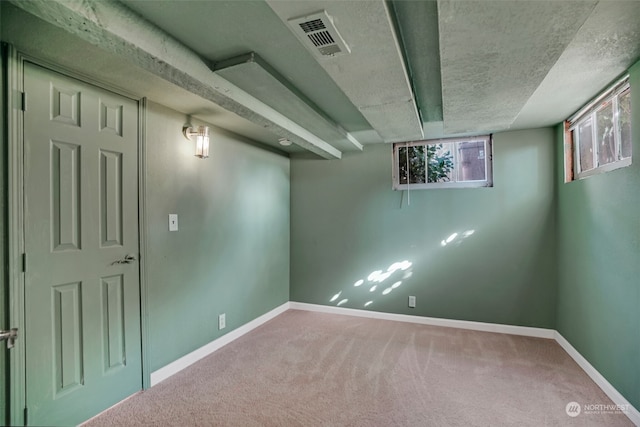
<box><xmin>288</xmin><ymin>10</ymin><xmax>350</xmax><ymax>58</ymax></box>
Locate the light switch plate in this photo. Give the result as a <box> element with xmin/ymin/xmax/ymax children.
<box><xmin>169</xmin><ymin>214</ymin><xmax>178</xmax><ymax>231</ymax></box>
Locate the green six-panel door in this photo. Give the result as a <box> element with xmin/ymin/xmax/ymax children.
<box><xmin>23</xmin><ymin>63</ymin><xmax>142</xmax><ymax>426</ymax></box>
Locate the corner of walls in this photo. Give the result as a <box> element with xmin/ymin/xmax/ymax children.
<box><xmin>554</xmin><ymin>331</ymin><xmax>640</xmax><ymax>425</ymax></box>
<box><xmin>553</xmin><ymin>122</ymin><xmax>565</xmax><ymax>329</ymax></box>
<box><xmin>144</xmin><ymin>101</ymin><xmax>290</xmax><ymax>372</ymax></box>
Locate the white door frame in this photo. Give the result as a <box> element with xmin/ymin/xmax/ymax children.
<box><xmin>5</xmin><ymin>46</ymin><xmax>150</xmax><ymax>426</ymax></box>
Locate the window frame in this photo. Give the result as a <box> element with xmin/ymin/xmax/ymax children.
<box><xmin>567</xmin><ymin>76</ymin><xmax>631</xmax><ymax>181</ymax></box>
<box><xmin>392</xmin><ymin>135</ymin><xmax>493</xmax><ymax>190</ymax></box>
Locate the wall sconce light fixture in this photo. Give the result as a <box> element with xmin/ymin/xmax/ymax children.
<box><xmin>183</xmin><ymin>124</ymin><xmax>210</xmax><ymax>159</ymax></box>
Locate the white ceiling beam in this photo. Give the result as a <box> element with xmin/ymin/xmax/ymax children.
<box><xmin>9</xmin><ymin>0</ymin><xmax>342</xmax><ymax>159</ymax></box>
<box><xmin>213</xmin><ymin>53</ymin><xmax>363</xmax><ymax>152</ymax></box>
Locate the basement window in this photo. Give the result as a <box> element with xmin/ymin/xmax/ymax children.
<box><xmin>392</xmin><ymin>135</ymin><xmax>493</xmax><ymax>190</ymax></box>
<box><xmin>565</xmin><ymin>76</ymin><xmax>631</xmax><ymax>181</ymax></box>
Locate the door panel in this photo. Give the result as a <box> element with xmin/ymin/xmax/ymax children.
<box><xmin>23</xmin><ymin>63</ymin><xmax>141</xmax><ymax>426</ymax></box>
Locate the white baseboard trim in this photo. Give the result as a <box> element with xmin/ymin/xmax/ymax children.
<box><xmin>149</xmin><ymin>302</ymin><xmax>290</xmax><ymax>387</ymax></box>
<box><xmin>554</xmin><ymin>332</ymin><xmax>640</xmax><ymax>426</ymax></box>
<box><xmin>289</xmin><ymin>302</ymin><xmax>556</xmax><ymax>339</ymax></box>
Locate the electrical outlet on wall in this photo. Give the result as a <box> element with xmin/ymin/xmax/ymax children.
<box><xmin>408</xmin><ymin>296</ymin><xmax>416</xmax><ymax>308</ymax></box>
<box><xmin>218</xmin><ymin>313</ymin><xmax>226</xmax><ymax>330</ymax></box>
<box><xmin>168</xmin><ymin>214</ymin><xmax>178</xmax><ymax>231</ymax></box>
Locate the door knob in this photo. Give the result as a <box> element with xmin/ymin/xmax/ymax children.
<box><xmin>112</xmin><ymin>254</ymin><xmax>137</xmax><ymax>265</ymax></box>
<box><xmin>0</xmin><ymin>328</ymin><xmax>18</xmax><ymax>349</ymax></box>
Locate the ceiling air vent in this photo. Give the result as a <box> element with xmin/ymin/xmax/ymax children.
<box><xmin>288</xmin><ymin>11</ymin><xmax>350</xmax><ymax>58</ymax></box>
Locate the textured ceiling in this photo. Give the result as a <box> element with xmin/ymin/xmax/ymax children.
<box><xmin>512</xmin><ymin>0</ymin><xmax>640</xmax><ymax>129</ymax></box>
<box><xmin>266</xmin><ymin>0</ymin><xmax>423</xmax><ymax>143</ymax></box>
<box><xmin>437</xmin><ymin>0</ymin><xmax>598</xmax><ymax>134</ymax></box>
<box><xmin>5</xmin><ymin>0</ymin><xmax>640</xmax><ymax>158</ymax></box>
<box><xmin>118</xmin><ymin>0</ymin><xmax>640</xmax><ymax>143</ymax></box>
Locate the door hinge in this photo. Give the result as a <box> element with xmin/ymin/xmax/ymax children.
<box><xmin>22</xmin><ymin>253</ymin><xmax>26</xmax><ymax>273</ymax></box>
<box><xmin>23</xmin><ymin>407</ymin><xmax>27</xmax><ymax>426</ymax></box>
<box><xmin>20</xmin><ymin>92</ymin><xmax>27</xmax><ymax>111</ymax></box>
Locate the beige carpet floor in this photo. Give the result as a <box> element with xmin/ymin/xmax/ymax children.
<box><xmin>84</xmin><ymin>310</ymin><xmax>634</xmax><ymax>426</ymax></box>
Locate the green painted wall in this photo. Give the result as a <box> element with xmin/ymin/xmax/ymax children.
<box><xmin>145</xmin><ymin>102</ymin><xmax>290</xmax><ymax>371</ymax></box>
<box><xmin>290</xmin><ymin>128</ymin><xmax>557</xmax><ymax>328</ymax></box>
<box><xmin>555</xmin><ymin>63</ymin><xmax>640</xmax><ymax>410</ymax></box>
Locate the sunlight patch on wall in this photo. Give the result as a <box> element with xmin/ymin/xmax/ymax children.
<box><xmin>440</xmin><ymin>229</ymin><xmax>475</xmax><ymax>247</ymax></box>
<box><xmin>328</xmin><ymin>259</ymin><xmax>414</xmax><ymax>309</ymax></box>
